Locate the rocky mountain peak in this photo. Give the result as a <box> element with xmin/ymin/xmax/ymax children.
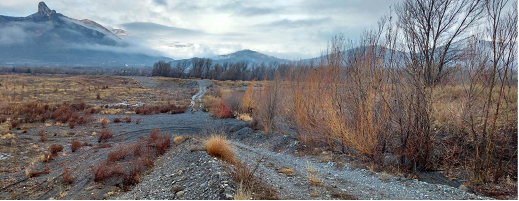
<box><xmin>37</xmin><ymin>1</ymin><xmax>55</xmax><ymax>17</ymax></box>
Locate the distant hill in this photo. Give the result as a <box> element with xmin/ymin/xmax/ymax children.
<box><xmin>0</xmin><ymin>2</ymin><xmax>169</xmax><ymax>67</ymax></box>
<box><xmin>169</xmin><ymin>49</ymin><xmax>291</xmax><ymax>68</ymax></box>
<box><xmin>211</xmin><ymin>49</ymin><xmax>291</xmax><ymax>64</ymax></box>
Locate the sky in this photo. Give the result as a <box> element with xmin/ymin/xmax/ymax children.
<box><xmin>0</xmin><ymin>0</ymin><xmax>400</xmax><ymax>60</ymax></box>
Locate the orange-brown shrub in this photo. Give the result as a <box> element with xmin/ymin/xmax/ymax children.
<box><xmin>113</xmin><ymin>118</ymin><xmax>122</xmax><ymax>123</ymax></box>
<box><xmin>50</xmin><ymin>144</ymin><xmax>64</xmax><ymax>155</ymax></box>
<box><xmin>71</xmin><ymin>141</ymin><xmax>82</xmax><ymax>152</ymax></box>
<box><xmin>215</xmin><ymin>102</ymin><xmax>233</xmax><ymax>118</ymax></box>
<box><xmin>100</xmin><ymin>118</ymin><xmax>109</xmax><ymax>128</ymax></box>
<box><xmin>62</xmin><ymin>167</ymin><xmax>74</xmax><ymax>184</ymax></box>
<box><xmin>146</xmin><ymin>128</ymin><xmax>171</xmax><ymax>155</ymax></box>
<box><xmin>98</xmin><ymin>129</ymin><xmax>113</xmax><ymax>143</ymax></box>
<box><xmin>107</xmin><ymin>146</ymin><xmax>132</xmax><ymax>163</ymax></box>
<box><xmin>124</xmin><ymin>116</ymin><xmax>132</xmax><ymax>123</ymax></box>
<box><xmin>93</xmin><ymin>162</ymin><xmax>114</xmax><ymax>182</ymax></box>
<box><xmin>205</xmin><ymin>135</ymin><xmax>235</xmax><ymax>163</ymax></box>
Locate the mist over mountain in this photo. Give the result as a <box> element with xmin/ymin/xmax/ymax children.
<box><xmin>0</xmin><ymin>2</ymin><xmax>169</xmax><ymax>67</ymax></box>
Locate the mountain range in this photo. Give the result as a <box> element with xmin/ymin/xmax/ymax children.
<box><xmin>0</xmin><ymin>2</ymin><xmax>295</xmax><ymax>67</ymax></box>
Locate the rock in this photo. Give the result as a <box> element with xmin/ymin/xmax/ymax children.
<box><xmin>175</xmin><ymin>191</ymin><xmax>184</xmax><ymax>197</ymax></box>
<box><xmin>225</xmin><ymin>193</ymin><xmax>233</xmax><ymax>199</ymax></box>
<box><xmin>458</xmin><ymin>185</ymin><xmax>470</xmax><ymax>192</ymax></box>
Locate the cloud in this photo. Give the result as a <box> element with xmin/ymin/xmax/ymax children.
<box><xmin>153</xmin><ymin>0</ymin><xmax>168</xmax><ymax>6</ymax></box>
<box><xmin>259</xmin><ymin>17</ymin><xmax>331</xmax><ymax>28</ymax></box>
<box><xmin>0</xmin><ymin>21</ymin><xmax>54</xmax><ymax>45</ymax></box>
<box><xmin>121</xmin><ymin>22</ymin><xmax>204</xmax><ymax>36</ymax></box>
<box><xmin>234</xmin><ymin>6</ymin><xmax>276</xmax><ymax>16</ymax></box>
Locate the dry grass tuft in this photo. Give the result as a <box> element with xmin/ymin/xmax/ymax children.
<box><xmin>278</xmin><ymin>168</ymin><xmax>294</xmax><ymax>174</ymax></box>
<box><xmin>236</xmin><ymin>114</ymin><xmax>253</xmax><ymax>122</ymax></box>
<box><xmin>234</xmin><ymin>182</ymin><xmax>251</xmax><ymax>200</ymax></box>
<box><xmin>306</xmin><ymin>162</ymin><xmax>322</xmax><ymax>186</ymax></box>
<box><xmin>40</xmin><ymin>153</ymin><xmax>53</xmax><ymax>163</ymax></box>
<box><xmin>205</xmin><ymin>135</ymin><xmax>235</xmax><ymax>163</ymax></box>
<box><xmin>173</xmin><ymin>135</ymin><xmax>189</xmax><ymax>145</ymax></box>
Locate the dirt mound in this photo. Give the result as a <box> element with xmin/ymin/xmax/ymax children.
<box><xmin>116</xmin><ymin>138</ymin><xmax>236</xmax><ymax>200</ymax></box>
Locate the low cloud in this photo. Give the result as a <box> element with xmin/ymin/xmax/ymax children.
<box><xmin>0</xmin><ymin>21</ymin><xmax>54</xmax><ymax>45</ymax></box>
<box><xmin>121</xmin><ymin>22</ymin><xmax>204</xmax><ymax>36</ymax></box>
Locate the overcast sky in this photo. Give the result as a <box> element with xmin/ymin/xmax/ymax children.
<box><xmin>0</xmin><ymin>0</ymin><xmax>400</xmax><ymax>60</ymax></box>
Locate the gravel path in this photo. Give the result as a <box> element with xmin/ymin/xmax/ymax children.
<box><xmin>231</xmin><ymin>139</ymin><xmax>491</xmax><ymax>200</ymax></box>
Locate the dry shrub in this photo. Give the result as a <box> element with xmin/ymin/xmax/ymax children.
<box><xmin>10</xmin><ymin>120</ymin><xmax>20</xmax><ymax>129</ymax></box>
<box><xmin>146</xmin><ymin>128</ymin><xmax>171</xmax><ymax>155</ymax></box>
<box><xmin>28</xmin><ymin>169</ymin><xmax>51</xmax><ymax>178</ymax></box>
<box><xmin>100</xmin><ymin>118</ymin><xmax>109</xmax><ymax>128</ymax></box>
<box><xmin>50</xmin><ymin>144</ymin><xmax>64</xmax><ymax>155</ymax></box>
<box><xmin>93</xmin><ymin>162</ymin><xmax>115</xmax><ymax>182</ymax></box>
<box><xmin>205</xmin><ymin>135</ymin><xmax>235</xmax><ymax>163</ymax></box>
<box><xmin>68</xmin><ymin>119</ymin><xmax>76</xmax><ymax>129</ymax></box>
<box><xmin>215</xmin><ymin>102</ymin><xmax>233</xmax><ymax>118</ymax></box>
<box><xmin>123</xmin><ymin>116</ymin><xmax>131</xmax><ymax>123</ymax></box>
<box><xmin>98</xmin><ymin>129</ymin><xmax>113</xmax><ymax>143</ymax></box>
<box><xmin>135</xmin><ymin>104</ymin><xmax>186</xmax><ymax>115</ymax></box>
<box><xmin>113</xmin><ymin>118</ymin><xmax>122</xmax><ymax>123</ymax></box>
<box><xmin>241</xmin><ymin>79</ymin><xmax>256</xmax><ymax>113</ymax></box>
<box><xmin>107</xmin><ymin>145</ymin><xmax>132</xmax><ymax>163</ymax></box>
<box><xmin>71</xmin><ymin>141</ymin><xmax>82</xmax><ymax>152</ymax></box>
<box><xmin>62</xmin><ymin>167</ymin><xmax>74</xmax><ymax>184</ymax></box>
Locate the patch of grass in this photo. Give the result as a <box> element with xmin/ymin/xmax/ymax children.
<box><xmin>306</xmin><ymin>162</ymin><xmax>322</xmax><ymax>186</ymax></box>
<box><xmin>205</xmin><ymin>135</ymin><xmax>235</xmax><ymax>163</ymax></box>
<box><xmin>278</xmin><ymin>167</ymin><xmax>294</xmax><ymax>174</ymax></box>
<box><xmin>173</xmin><ymin>135</ymin><xmax>189</xmax><ymax>145</ymax></box>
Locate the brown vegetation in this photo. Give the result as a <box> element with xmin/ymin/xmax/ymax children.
<box><xmin>71</xmin><ymin>141</ymin><xmax>82</xmax><ymax>152</ymax></box>
<box><xmin>62</xmin><ymin>167</ymin><xmax>75</xmax><ymax>184</ymax></box>
<box><xmin>205</xmin><ymin>135</ymin><xmax>235</xmax><ymax>163</ymax></box>
<box><xmin>28</xmin><ymin>169</ymin><xmax>51</xmax><ymax>178</ymax></box>
<box><xmin>50</xmin><ymin>144</ymin><xmax>64</xmax><ymax>155</ymax></box>
<box><xmin>98</xmin><ymin>129</ymin><xmax>113</xmax><ymax>143</ymax></box>
<box><xmin>93</xmin><ymin>128</ymin><xmax>172</xmax><ymax>190</ymax></box>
